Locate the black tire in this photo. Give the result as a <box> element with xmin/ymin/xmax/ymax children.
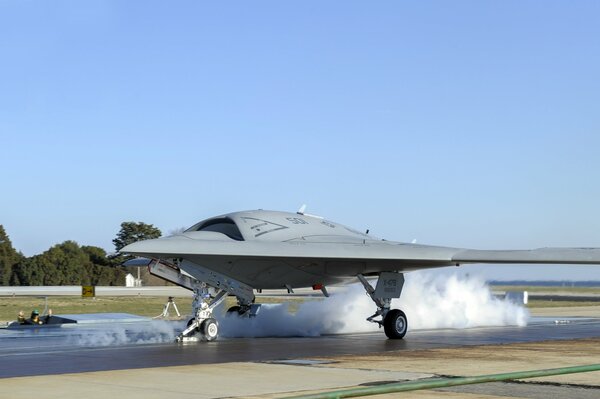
<box><xmin>201</xmin><ymin>318</ymin><xmax>219</xmax><ymax>341</ymax></box>
<box><xmin>383</xmin><ymin>309</ymin><xmax>407</xmax><ymax>339</ymax></box>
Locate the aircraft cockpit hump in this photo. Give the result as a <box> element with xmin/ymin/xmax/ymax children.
<box><xmin>183</xmin><ymin>210</ymin><xmax>371</xmax><ymax>243</ymax></box>
<box><xmin>185</xmin><ymin>217</ymin><xmax>244</xmax><ymax>241</ymax></box>
<box><xmin>230</xmin><ymin>210</ymin><xmax>370</xmax><ymax>242</ymax></box>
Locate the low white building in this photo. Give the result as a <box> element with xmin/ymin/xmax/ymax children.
<box><xmin>125</xmin><ymin>273</ymin><xmax>142</xmax><ymax>287</ymax></box>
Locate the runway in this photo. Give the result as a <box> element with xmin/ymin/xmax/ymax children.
<box><xmin>1</xmin><ymin>316</ymin><xmax>599</xmax><ymax>379</ymax></box>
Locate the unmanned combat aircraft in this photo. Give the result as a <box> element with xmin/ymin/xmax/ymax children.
<box><xmin>121</xmin><ymin>208</ymin><xmax>600</xmax><ymax>342</ymax></box>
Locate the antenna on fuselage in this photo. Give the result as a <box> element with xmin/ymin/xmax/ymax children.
<box><xmin>296</xmin><ymin>204</ymin><xmax>324</xmax><ymax>219</ymax></box>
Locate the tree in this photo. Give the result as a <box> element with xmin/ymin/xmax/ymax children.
<box><xmin>168</xmin><ymin>227</ymin><xmax>187</xmax><ymax>236</ymax></box>
<box><xmin>113</xmin><ymin>222</ymin><xmax>162</xmax><ymax>252</ymax></box>
<box><xmin>10</xmin><ymin>257</ymin><xmax>42</xmax><ymax>286</ymax></box>
<box><xmin>9</xmin><ymin>241</ymin><xmax>125</xmax><ymax>286</ymax></box>
<box><xmin>82</xmin><ymin>245</ymin><xmax>125</xmax><ymax>286</ymax></box>
<box><xmin>0</xmin><ymin>225</ymin><xmax>24</xmax><ymax>285</ymax></box>
<box><xmin>2</xmin><ymin>221</ymin><xmax>162</xmax><ymax>287</ymax></box>
<box><xmin>111</xmin><ymin>221</ymin><xmax>163</xmax><ymax>285</ymax></box>
<box><xmin>39</xmin><ymin>241</ymin><xmax>90</xmax><ymax>285</ymax></box>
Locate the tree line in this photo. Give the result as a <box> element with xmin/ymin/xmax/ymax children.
<box><xmin>0</xmin><ymin>222</ymin><xmax>162</xmax><ymax>286</ymax></box>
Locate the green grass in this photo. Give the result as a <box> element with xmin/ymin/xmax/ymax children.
<box><xmin>0</xmin><ymin>295</ymin><xmax>312</xmax><ymax>324</ymax></box>
<box><xmin>526</xmin><ymin>300</ymin><xmax>600</xmax><ymax>308</ymax></box>
<box><xmin>493</xmin><ymin>285</ymin><xmax>600</xmax><ymax>308</ymax></box>
<box><xmin>2</xmin><ymin>293</ymin><xmax>596</xmax><ymax>324</ymax></box>
<box><xmin>0</xmin><ymin>296</ymin><xmax>194</xmax><ymax>323</ymax></box>
<box><xmin>493</xmin><ymin>285</ymin><xmax>600</xmax><ymax>294</ymax></box>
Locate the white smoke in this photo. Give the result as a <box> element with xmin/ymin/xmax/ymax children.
<box><xmin>68</xmin><ymin>320</ymin><xmax>182</xmax><ymax>347</ymax></box>
<box><xmin>398</xmin><ymin>272</ymin><xmax>529</xmax><ymax>329</ymax></box>
<box><xmin>64</xmin><ymin>272</ymin><xmax>529</xmax><ymax>345</ymax></box>
<box><xmin>218</xmin><ymin>271</ymin><xmax>529</xmax><ymax>338</ymax></box>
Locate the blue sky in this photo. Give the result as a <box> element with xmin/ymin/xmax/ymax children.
<box><xmin>1</xmin><ymin>1</ymin><xmax>599</xmax><ymax>280</ymax></box>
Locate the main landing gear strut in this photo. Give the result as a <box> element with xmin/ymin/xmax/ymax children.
<box><xmin>177</xmin><ymin>284</ymin><xmax>227</xmax><ymax>342</ymax></box>
<box><xmin>357</xmin><ymin>272</ymin><xmax>407</xmax><ymax>339</ymax></box>
<box><xmin>146</xmin><ymin>258</ymin><xmax>259</xmax><ymax>343</ymax></box>
<box><xmin>177</xmin><ymin>285</ymin><xmax>261</xmax><ymax>343</ymax></box>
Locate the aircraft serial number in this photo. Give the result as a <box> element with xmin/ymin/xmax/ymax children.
<box><xmin>286</xmin><ymin>217</ymin><xmax>308</xmax><ymax>224</ymax></box>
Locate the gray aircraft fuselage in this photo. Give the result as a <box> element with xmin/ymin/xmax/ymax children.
<box><xmin>121</xmin><ymin>209</ymin><xmax>600</xmax><ymax>291</ymax></box>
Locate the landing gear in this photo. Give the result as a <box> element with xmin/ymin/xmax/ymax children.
<box><xmin>146</xmin><ymin>258</ymin><xmax>258</xmax><ymax>343</ymax></box>
<box><xmin>201</xmin><ymin>318</ymin><xmax>218</xmax><ymax>341</ymax></box>
<box><xmin>357</xmin><ymin>272</ymin><xmax>408</xmax><ymax>340</ymax></box>
<box><xmin>177</xmin><ymin>285</ymin><xmax>227</xmax><ymax>342</ymax></box>
<box><xmin>383</xmin><ymin>309</ymin><xmax>407</xmax><ymax>339</ymax></box>
<box><xmin>177</xmin><ymin>288</ymin><xmax>262</xmax><ymax>343</ymax></box>
<box><xmin>226</xmin><ymin>302</ymin><xmax>261</xmax><ymax>318</ymax></box>
<box><xmin>226</xmin><ymin>306</ymin><xmax>241</xmax><ymax>314</ymax></box>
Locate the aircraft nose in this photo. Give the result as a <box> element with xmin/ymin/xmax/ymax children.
<box><xmin>119</xmin><ymin>235</ymin><xmax>192</xmax><ymax>257</ymax></box>
<box><xmin>120</xmin><ymin>237</ymin><xmax>164</xmax><ymax>255</ymax></box>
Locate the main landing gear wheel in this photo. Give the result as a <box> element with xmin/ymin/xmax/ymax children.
<box><xmin>383</xmin><ymin>309</ymin><xmax>407</xmax><ymax>339</ymax></box>
<box><xmin>357</xmin><ymin>272</ymin><xmax>407</xmax><ymax>340</ymax></box>
<box><xmin>201</xmin><ymin>318</ymin><xmax>218</xmax><ymax>341</ymax></box>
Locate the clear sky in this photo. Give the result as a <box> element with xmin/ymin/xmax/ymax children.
<box><xmin>1</xmin><ymin>1</ymin><xmax>599</xmax><ymax>280</ymax></box>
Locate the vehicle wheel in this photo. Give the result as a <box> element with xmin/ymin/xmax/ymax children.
<box><xmin>201</xmin><ymin>318</ymin><xmax>219</xmax><ymax>341</ymax></box>
<box><xmin>383</xmin><ymin>309</ymin><xmax>407</xmax><ymax>339</ymax></box>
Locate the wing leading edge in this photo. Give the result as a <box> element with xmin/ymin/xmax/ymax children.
<box><xmin>122</xmin><ymin>237</ymin><xmax>600</xmax><ymax>267</ymax></box>
<box><xmin>452</xmin><ymin>247</ymin><xmax>600</xmax><ymax>265</ymax></box>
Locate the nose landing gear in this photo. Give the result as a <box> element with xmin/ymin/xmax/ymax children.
<box><xmin>177</xmin><ymin>285</ymin><xmax>260</xmax><ymax>343</ymax></box>
<box><xmin>177</xmin><ymin>285</ymin><xmax>227</xmax><ymax>343</ymax></box>
<box><xmin>357</xmin><ymin>272</ymin><xmax>407</xmax><ymax>339</ymax></box>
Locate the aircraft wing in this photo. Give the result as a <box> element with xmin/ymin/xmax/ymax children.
<box><xmin>452</xmin><ymin>247</ymin><xmax>600</xmax><ymax>265</ymax></box>
<box><xmin>121</xmin><ymin>237</ymin><xmax>600</xmax><ymax>268</ymax></box>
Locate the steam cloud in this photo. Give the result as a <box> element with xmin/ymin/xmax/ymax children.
<box><xmin>65</xmin><ymin>272</ymin><xmax>529</xmax><ymax>346</ymax></box>
<box><xmin>219</xmin><ymin>272</ymin><xmax>529</xmax><ymax>338</ymax></box>
<box><xmin>68</xmin><ymin>319</ymin><xmax>181</xmax><ymax>347</ymax></box>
